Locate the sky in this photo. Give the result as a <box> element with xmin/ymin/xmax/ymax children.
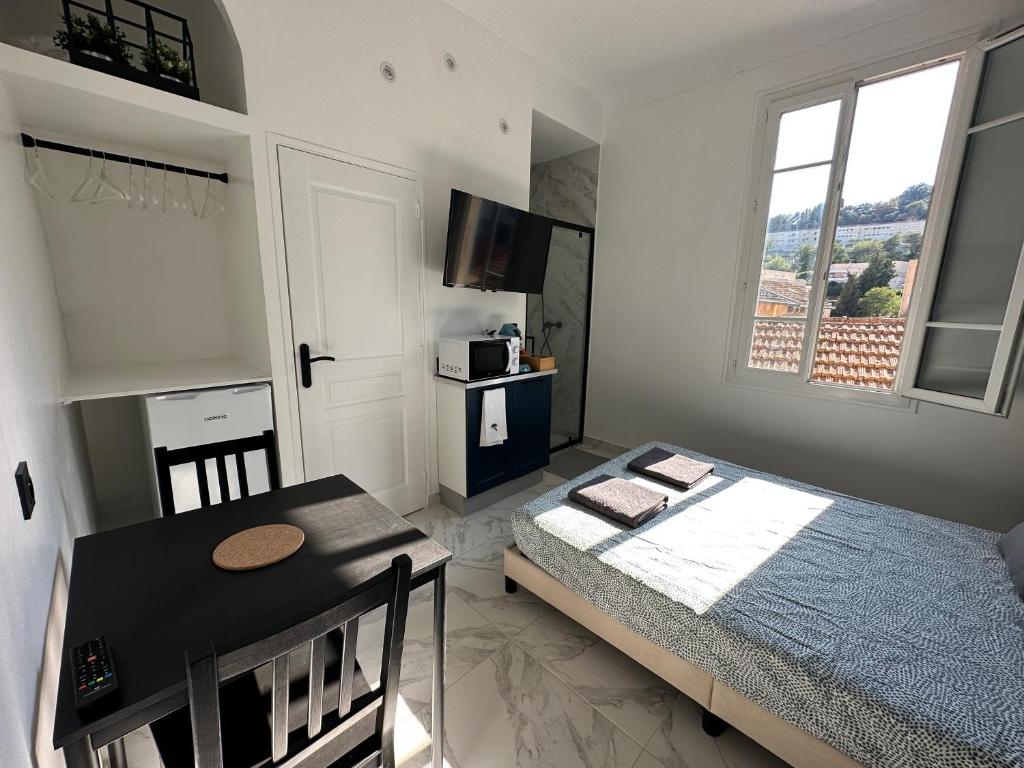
<box><xmin>768</xmin><ymin>61</ymin><xmax>960</xmax><ymax>218</ymax></box>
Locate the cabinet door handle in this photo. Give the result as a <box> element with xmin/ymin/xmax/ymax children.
<box><xmin>299</xmin><ymin>343</ymin><xmax>336</xmax><ymax>389</ymax></box>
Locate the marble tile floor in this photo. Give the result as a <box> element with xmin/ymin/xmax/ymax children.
<box><xmin>112</xmin><ymin>472</ymin><xmax>789</xmax><ymax>768</ymax></box>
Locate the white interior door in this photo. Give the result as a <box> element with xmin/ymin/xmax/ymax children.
<box><xmin>279</xmin><ymin>146</ymin><xmax>427</xmax><ymax>515</ymax></box>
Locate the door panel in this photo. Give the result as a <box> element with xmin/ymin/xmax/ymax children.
<box><xmin>314</xmin><ymin>189</ymin><xmax>404</xmax><ymax>360</ymax></box>
<box><xmin>513</xmin><ymin>377</ymin><xmax>552</xmax><ymax>474</ymax></box>
<box><xmin>279</xmin><ymin>146</ymin><xmax>427</xmax><ymax>514</ymax></box>
<box><xmin>465</xmin><ymin>385</ymin><xmax>513</xmax><ymax>496</ymax></box>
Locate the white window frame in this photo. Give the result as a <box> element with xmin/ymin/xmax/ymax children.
<box><xmin>895</xmin><ymin>24</ymin><xmax>1024</xmax><ymax>416</ymax></box>
<box><xmin>724</xmin><ymin>38</ymin><xmax>978</xmax><ymax>411</ymax></box>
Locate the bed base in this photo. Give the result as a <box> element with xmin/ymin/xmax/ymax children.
<box><xmin>503</xmin><ymin>544</ymin><xmax>866</xmax><ymax>768</ymax></box>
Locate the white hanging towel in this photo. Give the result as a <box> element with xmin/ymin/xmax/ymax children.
<box><xmin>480</xmin><ymin>387</ymin><xmax>508</xmax><ymax>447</ymax></box>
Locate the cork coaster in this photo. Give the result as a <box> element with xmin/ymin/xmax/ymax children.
<box><xmin>212</xmin><ymin>524</ymin><xmax>305</xmax><ymax>572</ymax></box>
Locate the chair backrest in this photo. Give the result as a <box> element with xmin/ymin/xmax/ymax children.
<box><xmin>154</xmin><ymin>429</ymin><xmax>281</xmax><ymax>515</ymax></box>
<box><xmin>186</xmin><ymin>554</ymin><xmax>412</xmax><ymax>768</ymax></box>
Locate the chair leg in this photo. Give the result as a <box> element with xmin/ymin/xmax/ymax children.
<box><xmin>701</xmin><ymin>707</ymin><xmax>729</xmax><ymax>737</ymax></box>
<box><xmin>504</xmin><ymin>576</ymin><xmax>518</xmax><ymax>594</ymax></box>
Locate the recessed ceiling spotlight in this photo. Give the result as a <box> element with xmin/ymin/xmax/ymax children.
<box><xmin>380</xmin><ymin>62</ymin><xmax>396</xmax><ymax>82</ymax></box>
<box><xmin>443</xmin><ymin>52</ymin><xmax>458</xmax><ymax>72</ymax></box>
<box><xmin>498</xmin><ymin>118</ymin><xmax>510</xmax><ymax>135</ymax></box>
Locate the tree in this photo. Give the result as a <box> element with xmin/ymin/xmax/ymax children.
<box><xmin>848</xmin><ymin>240</ymin><xmax>883</xmax><ymax>263</ymax></box>
<box><xmin>763</xmin><ymin>255</ymin><xmax>790</xmax><ymax>271</ymax></box>
<box><xmin>882</xmin><ymin>234</ymin><xmax>904</xmax><ymax>261</ymax></box>
<box><xmin>904</xmin><ymin>200</ymin><xmax>928</xmax><ymax>220</ymax></box>
<box><xmin>858</xmin><ymin>252</ymin><xmax>896</xmax><ymax>293</ymax></box>
<box><xmin>899</xmin><ymin>183</ymin><xmax>932</xmax><ymax>207</ymax></box>
<box><xmin>826</xmin><ymin>280</ymin><xmax>843</xmax><ymax>299</ymax></box>
<box><xmin>858</xmin><ymin>286</ymin><xmax>901</xmax><ymax>317</ymax></box>
<box><xmin>832</xmin><ymin>275</ymin><xmax>863</xmax><ymax>317</ymax></box>
<box><xmin>831</xmin><ymin>243</ymin><xmax>849</xmax><ymax>264</ymax></box>
<box><xmin>793</xmin><ymin>244</ymin><xmax>815</xmax><ymax>276</ymax></box>
<box><xmin>903</xmin><ymin>232</ymin><xmax>923</xmax><ymax>260</ymax></box>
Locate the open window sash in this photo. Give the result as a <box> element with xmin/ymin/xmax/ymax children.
<box><xmin>732</xmin><ymin>82</ymin><xmax>856</xmax><ymax>384</ymax></box>
<box><xmin>897</xmin><ymin>25</ymin><xmax>1024</xmax><ymax>416</ymax></box>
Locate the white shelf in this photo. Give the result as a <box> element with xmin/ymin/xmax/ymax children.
<box><xmin>0</xmin><ymin>43</ymin><xmax>251</xmax><ymax>161</ymax></box>
<box><xmin>61</xmin><ymin>359</ymin><xmax>271</xmax><ymax>404</ymax></box>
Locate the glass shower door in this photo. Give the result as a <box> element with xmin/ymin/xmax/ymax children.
<box><xmin>526</xmin><ymin>224</ymin><xmax>594</xmax><ymax>450</ymax></box>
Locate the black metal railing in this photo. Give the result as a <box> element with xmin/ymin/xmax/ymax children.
<box><xmin>61</xmin><ymin>0</ymin><xmax>198</xmax><ymax>93</ymax></box>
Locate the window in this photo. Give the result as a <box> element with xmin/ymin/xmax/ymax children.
<box><xmin>900</xmin><ymin>28</ymin><xmax>1024</xmax><ymax>414</ymax></box>
<box><xmin>739</xmin><ymin>61</ymin><xmax>958</xmax><ymax>397</ymax></box>
<box><xmin>730</xmin><ymin>27</ymin><xmax>1024</xmax><ymax>414</ymax></box>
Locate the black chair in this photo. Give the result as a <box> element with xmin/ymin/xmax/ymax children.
<box><xmin>154</xmin><ymin>429</ymin><xmax>281</xmax><ymax>515</ymax></box>
<box><xmin>152</xmin><ymin>554</ymin><xmax>412</xmax><ymax>768</ymax></box>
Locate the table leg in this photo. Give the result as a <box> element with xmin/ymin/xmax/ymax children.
<box><xmin>108</xmin><ymin>738</ymin><xmax>129</xmax><ymax>768</ymax></box>
<box><xmin>432</xmin><ymin>564</ymin><xmax>447</xmax><ymax>768</ymax></box>
<box><xmin>63</xmin><ymin>737</ymin><xmax>100</xmax><ymax>768</ymax></box>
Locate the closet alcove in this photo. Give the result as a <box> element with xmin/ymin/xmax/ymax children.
<box><xmin>1</xmin><ymin>1</ymin><xmax>269</xmax><ymax>527</ymax></box>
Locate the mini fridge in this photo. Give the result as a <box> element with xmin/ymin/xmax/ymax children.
<box><xmin>142</xmin><ymin>384</ymin><xmax>275</xmax><ymax>515</ymax></box>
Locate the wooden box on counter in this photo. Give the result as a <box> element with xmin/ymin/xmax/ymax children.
<box><xmin>521</xmin><ymin>353</ymin><xmax>556</xmax><ymax>371</ymax></box>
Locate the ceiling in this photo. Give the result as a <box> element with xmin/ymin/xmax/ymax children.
<box><xmin>444</xmin><ymin>0</ymin><xmax>943</xmax><ymax>113</ymax></box>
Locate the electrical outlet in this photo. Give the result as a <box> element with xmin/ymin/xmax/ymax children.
<box><xmin>15</xmin><ymin>462</ymin><xmax>35</xmax><ymax>520</ymax></box>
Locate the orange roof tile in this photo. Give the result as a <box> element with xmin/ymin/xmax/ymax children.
<box><xmin>750</xmin><ymin>317</ymin><xmax>906</xmax><ymax>390</ymax></box>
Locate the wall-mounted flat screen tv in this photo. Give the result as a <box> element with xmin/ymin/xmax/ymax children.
<box><xmin>443</xmin><ymin>189</ymin><xmax>552</xmax><ymax>293</ymax></box>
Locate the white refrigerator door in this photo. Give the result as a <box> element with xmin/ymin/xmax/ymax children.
<box><xmin>143</xmin><ymin>384</ymin><xmax>274</xmax><ymax>514</ymax></box>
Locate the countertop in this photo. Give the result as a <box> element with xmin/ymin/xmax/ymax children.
<box><xmin>434</xmin><ymin>368</ymin><xmax>557</xmax><ymax>390</ymax></box>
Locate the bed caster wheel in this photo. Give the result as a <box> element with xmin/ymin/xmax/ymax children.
<box><xmin>701</xmin><ymin>708</ymin><xmax>729</xmax><ymax>737</ymax></box>
<box><xmin>504</xmin><ymin>576</ymin><xmax>518</xmax><ymax>594</ymax></box>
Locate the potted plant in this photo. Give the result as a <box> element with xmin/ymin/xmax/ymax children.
<box><xmin>141</xmin><ymin>38</ymin><xmax>192</xmax><ymax>85</ymax></box>
<box><xmin>53</xmin><ymin>13</ymin><xmax>132</xmax><ymax>64</ymax></box>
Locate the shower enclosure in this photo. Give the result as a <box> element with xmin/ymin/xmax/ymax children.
<box><xmin>526</xmin><ymin>221</ymin><xmax>595</xmax><ymax>451</ymax></box>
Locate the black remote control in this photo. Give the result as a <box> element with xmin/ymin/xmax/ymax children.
<box><xmin>70</xmin><ymin>636</ymin><xmax>117</xmax><ymax>709</ymax></box>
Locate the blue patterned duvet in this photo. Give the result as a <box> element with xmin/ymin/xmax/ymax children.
<box><xmin>511</xmin><ymin>442</ymin><xmax>1024</xmax><ymax>768</ymax></box>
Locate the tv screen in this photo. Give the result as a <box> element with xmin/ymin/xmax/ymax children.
<box><xmin>443</xmin><ymin>189</ymin><xmax>552</xmax><ymax>293</ymax></box>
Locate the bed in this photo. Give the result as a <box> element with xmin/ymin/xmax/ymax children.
<box><xmin>506</xmin><ymin>442</ymin><xmax>1024</xmax><ymax>768</ymax></box>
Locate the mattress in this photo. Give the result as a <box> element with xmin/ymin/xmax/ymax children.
<box><xmin>511</xmin><ymin>442</ymin><xmax>1024</xmax><ymax>768</ymax></box>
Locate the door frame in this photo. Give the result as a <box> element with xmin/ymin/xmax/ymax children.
<box><xmin>263</xmin><ymin>133</ymin><xmax>430</xmax><ymax>487</ymax></box>
<box><xmin>525</xmin><ymin>218</ymin><xmax>596</xmax><ymax>454</ymax></box>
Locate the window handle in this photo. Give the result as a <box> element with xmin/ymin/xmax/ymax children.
<box><xmin>299</xmin><ymin>343</ymin><xmax>336</xmax><ymax>389</ymax></box>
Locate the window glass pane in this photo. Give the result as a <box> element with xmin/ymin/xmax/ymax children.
<box><xmin>773</xmin><ymin>100</ymin><xmax>841</xmax><ymax>169</ymax></box>
<box><xmin>810</xmin><ymin>62</ymin><xmax>959</xmax><ymax>391</ymax></box>
<box><xmin>915</xmin><ymin>327</ymin><xmax>998</xmax><ymax>399</ymax></box>
<box><xmin>930</xmin><ymin>118</ymin><xmax>1024</xmax><ymax>325</ymax></box>
<box><xmin>756</xmin><ymin>163</ymin><xmax>832</xmax><ymax>322</ymax></box>
<box><xmin>974</xmin><ymin>35</ymin><xmax>1024</xmax><ymax>125</ymax></box>
<box><xmin>749</xmin><ymin>320</ymin><xmax>805</xmax><ymax>372</ymax></box>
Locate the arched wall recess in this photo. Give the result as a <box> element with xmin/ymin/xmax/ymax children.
<box><xmin>0</xmin><ymin>0</ymin><xmax>247</xmax><ymax>113</ymax></box>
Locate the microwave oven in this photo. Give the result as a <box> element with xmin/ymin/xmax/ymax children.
<box><xmin>438</xmin><ymin>334</ymin><xmax>520</xmax><ymax>381</ymax></box>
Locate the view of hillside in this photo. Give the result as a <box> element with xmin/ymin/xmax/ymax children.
<box><xmin>767</xmin><ymin>182</ymin><xmax>932</xmax><ymax>233</ymax></box>
<box><xmin>758</xmin><ymin>182</ymin><xmax>931</xmax><ymax>319</ymax></box>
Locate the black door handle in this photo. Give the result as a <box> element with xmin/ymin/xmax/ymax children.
<box><xmin>299</xmin><ymin>343</ymin><xmax>336</xmax><ymax>388</ymax></box>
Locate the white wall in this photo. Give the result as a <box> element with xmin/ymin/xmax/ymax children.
<box><xmin>589</xmin><ymin>0</ymin><xmax>1024</xmax><ymax>532</ymax></box>
<box><xmin>221</xmin><ymin>0</ymin><xmax>603</xmax><ymax>489</ymax></box>
<box><xmin>0</xmin><ymin>80</ymin><xmax>96</xmax><ymax>768</ymax></box>
<box><xmin>36</xmin><ymin>145</ymin><xmax>233</xmax><ymax>368</ymax></box>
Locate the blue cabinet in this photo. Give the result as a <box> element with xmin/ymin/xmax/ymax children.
<box><xmin>512</xmin><ymin>376</ymin><xmax>552</xmax><ymax>475</ymax></box>
<box><xmin>465</xmin><ymin>376</ymin><xmax>551</xmax><ymax>497</ymax></box>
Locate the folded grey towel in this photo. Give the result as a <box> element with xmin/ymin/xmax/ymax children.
<box><xmin>627</xmin><ymin>447</ymin><xmax>714</xmax><ymax>489</ymax></box>
<box><xmin>568</xmin><ymin>474</ymin><xmax>668</xmax><ymax>528</ymax></box>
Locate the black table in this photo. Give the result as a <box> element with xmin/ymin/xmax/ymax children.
<box><xmin>53</xmin><ymin>474</ymin><xmax>451</xmax><ymax>768</ymax></box>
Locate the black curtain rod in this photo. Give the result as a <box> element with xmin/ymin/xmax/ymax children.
<box><xmin>21</xmin><ymin>133</ymin><xmax>229</xmax><ymax>184</ymax></box>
